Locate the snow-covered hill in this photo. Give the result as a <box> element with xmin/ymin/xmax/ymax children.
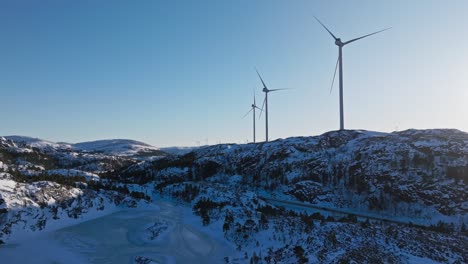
<box><xmin>0</xmin><ymin>177</ymin><xmax>142</xmax><ymax>243</ymax></box>
<box><xmin>114</xmin><ymin>129</ymin><xmax>467</xmax><ymax>262</ymax></box>
<box><xmin>5</xmin><ymin>136</ymin><xmax>72</xmax><ymax>151</ymax></box>
<box><xmin>132</xmin><ymin>129</ymin><xmax>467</xmax><ymax>225</ymax></box>
<box><xmin>72</xmin><ymin>139</ymin><xmax>166</xmax><ymax>157</ymax></box>
<box><xmin>4</xmin><ymin>136</ymin><xmax>168</xmax><ymax>158</ymax></box>
<box><xmin>0</xmin><ymin>136</ymin><xmax>152</xmax><ymax>244</ymax></box>
<box><xmin>1</xmin><ymin>129</ymin><xmax>467</xmax><ymax>263</ymax></box>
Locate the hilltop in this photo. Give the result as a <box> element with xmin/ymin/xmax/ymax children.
<box><xmin>4</xmin><ymin>136</ymin><xmax>168</xmax><ymax>158</ymax></box>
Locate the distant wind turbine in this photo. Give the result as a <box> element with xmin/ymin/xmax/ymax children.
<box><xmin>242</xmin><ymin>90</ymin><xmax>263</xmax><ymax>143</ymax></box>
<box><xmin>256</xmin><ymin>69</ymin><xmax>290</xmax><ymax>142</ymax></box>
<box><xmin>314</xmin><ymin>16</ymin><xmax>391</xmax><ymax>130</ymax></box>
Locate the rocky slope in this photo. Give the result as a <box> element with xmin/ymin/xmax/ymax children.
<box><xmin>117</xmin><ymin>129</ymin><xmax>467</xmax><ymax>263</ymax></box>
<box><xmin>122</xmin><ymin>129</ymin><xmax>468</xmax><ymax>225</ymax></box>
<box><xmin>0</xmin><ymin>136</ymin><xmax>150</xmax><ymax>243</ymax></box>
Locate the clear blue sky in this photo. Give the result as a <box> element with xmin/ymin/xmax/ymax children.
<box><xmin>1</xmin><ymin>0</ymin><xmax>467</xmax><ymax>147</ymax></box>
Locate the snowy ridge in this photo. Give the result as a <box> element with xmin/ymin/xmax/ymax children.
<box><xmin>72</xmin><ymin>139</ymin><xmax>165</xmax><ymax>157</ymax></box>
<box><xmin>159</xmin><ymin>146</ymin><xmax>200</xmax><ymax>156</ymax></box>
<box><xmin>3</xmin><ymin>136</ymin><xmax>168</xmax><ymax>158</ymax></box>
<box><xmin>5</xmin><ymin>136</ymin><xmax>72</xmax><ymax>151</ymax></box>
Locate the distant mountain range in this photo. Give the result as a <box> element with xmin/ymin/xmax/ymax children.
<box><xmin>2</xmin><ymin>136</ymin><xmax>192</xmax><ymax>158</ymax></box>
<box><xmin>4</xmin><ymin>135</ymin><xmax>201</xmax><ymax>158</ymax></box>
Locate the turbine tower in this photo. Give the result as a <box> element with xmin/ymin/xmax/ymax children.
<box><xmin>256</xmin><ymin>69</ymin><xmax>289</xmax><ymax>142</ymax></box>
<box><xmin>242</xmin><ymin>91</ymin><xmax>262</xmax><ymax>143</ymax></box>
<box><xmin>314</xmin><ymin>17</ymin><xmax>390</xmax><ymax>130</ymax></box>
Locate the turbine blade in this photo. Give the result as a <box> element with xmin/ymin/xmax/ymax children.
<box><xmin>259</xmin><ymin>97</ymin><xmax>266</xmax><ymax>119</ymax></box>
<box><xmin>253</xmin><ymin>88</ymin><xmax>256</xmax><ymax>105</ymax></box>
<box><xmin>255</xmin><ymin>68</ymin><xmax>268</xmax><ymax>89</ymax></box>
<box><xmin>255</xmin><ymin>106</ymin><xmax>263</xmax><ymax>117</ymax></box>
<box><xmin>330</xmin><ymin>54</ymin><xmax>339</xmax><ymax>94</ymax></box>
<box><xmin>343</xmin><ymin>27</ymin><xmax>391</xmax><ymax>45</ymax></box>
<box><xmin>242</xmin><ymin>108</ymin><xmax>253</xmax><ymax>118</ymax></box>
<box><xmin>314</xmin><ymin>16</ymin><xmax>338</xmax><ymax>40</ymax></box>
<box><xmin>269</xmin><ymin>88</ymin><xmax>292</xmax><ymax>92</ymax></box>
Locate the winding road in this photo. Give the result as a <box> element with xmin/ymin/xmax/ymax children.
<box><xmin>260</xmin><ymin>196</ymin><xmax>425</xmax><ymax>227</ymax></box>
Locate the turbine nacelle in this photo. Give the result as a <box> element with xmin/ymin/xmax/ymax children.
<box><xmin>335</xmin><ymin>38</ymin><xmax>344</xmax><ymax>47</ymax></box>
<box><xmin>263</xmin><ymin>87</ymin><xmax>269</xmax><ymax>93</ymax></box>
<box><xmin>315</xmin><ymin>16</ymin><xmax>390</xmax><ymax>49</ymax></box>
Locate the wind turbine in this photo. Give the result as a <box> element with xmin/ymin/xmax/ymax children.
<box><xmin>314</xmin><ymin>16</ymin><xmax>390</xmax><ymax>130</ymax></box>
<box><xmin>256</xmin><ymin>69</ymin><xmax>289</xmax><ymax>142</ymax></box>
<box><xmin>242</xmin><ymin>91</ymin><xmax>263</xmax><ymax>143</ymax></box>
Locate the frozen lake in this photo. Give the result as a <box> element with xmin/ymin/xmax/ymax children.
<box><xmin>0</xmin><ymin>201</ymin><xmax>234</xmax><ymax>264</ymax></box>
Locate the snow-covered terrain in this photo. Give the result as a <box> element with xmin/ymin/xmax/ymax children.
<box><xmin>4</xmin><ymin>136</ymin><xmax>168</xmax><ymax>158</ymax></box>
<box><xmin>1</xmin><ymin>129</ymin><xmax>467</xmax><ymax>263</ymax></box>
<box><xmin>73</xmin><ymin>139</ymin><xmax>167</xmax><ymax>157</ymax></box>
<box><xmin>160</xmin><ymin>146</ymin><xmax>200</xmax><ymax>156</ymax></box>
<box><xmin>4</xmin><ymin>135</ymin><xmax>72</xmax><ymax>151</ymax></box>
<box><xmin>0</xmin><ymin>136</ymin><xmax>149</xmax><ymax>245</ymax></box>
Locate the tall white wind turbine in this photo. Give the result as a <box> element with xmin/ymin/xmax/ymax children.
<box><xmin>314</xmin><ymin>16</ymin><xmax>390</xmax><ymax>130</ymax></box>
<box><xmin>256</xmin><ymin>69</ymin><xmax>289</xmax><ymax>142</ymax></box>
<box><xmin>242</xmin><ymin>91</ymin><xmax>263</xmax><ymax>143</ymax></box>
